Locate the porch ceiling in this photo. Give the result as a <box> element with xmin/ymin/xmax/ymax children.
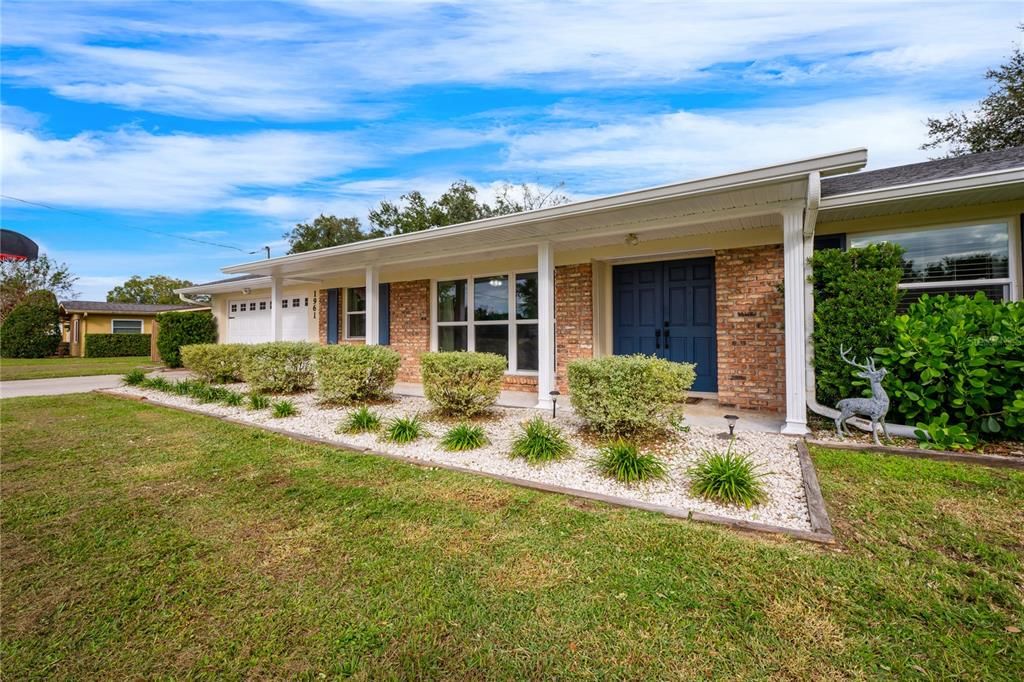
<box><xmin>219</xmin><ymin>149</ymin><xmax>867</xmax><ymax>281</ymax></box>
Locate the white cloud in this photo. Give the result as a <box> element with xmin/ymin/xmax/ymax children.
<box><xmin>497</xmin><ymin>96</ymin><xmax>973</xmax><ymax>191</ymax></box>
<box><xmin>0</xmin><ymin>124</ymin><xmax>370</xmax><ymax>212</ymax></box>
<box><xmin>1</xmin><ymin>0</ymin><xmax>1018</xmax><ymax>120</ymax></box>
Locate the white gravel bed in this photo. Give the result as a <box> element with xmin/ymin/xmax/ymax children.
<box><xmin>114</xmin><ymin>384</ymin><xmax>812</xmax><ymax>531</ymax></box>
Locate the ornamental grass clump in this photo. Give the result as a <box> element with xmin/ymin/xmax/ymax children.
<box><xmin>271</xmin><ymin>399</ymin><xmax>298</xmax><ymax>418</ymax></box>
<box><xmin>221</xmin><ymin>390</ymin><xmax>245</xmax><ymax>407</ymax></box>
<box><xmin>567</xmin><ymin>355</ymin><xmax>696</xmax><ymax>437</ymax></box>
<box><xmin>594</xmin><ymin>439</ymin><xmax>669</xmax><ymax>484</ymax></box>
<box><xmin>689</xmin><ymin>439</ymin><xmax>766</xmax><ymax>508</ymax></box>
<box><xmin>420</xmin><ymin>351</ymin><xmax>506</xmax><ymax>417</ymax></box>
<box><xmin>141</xmin><ymin>376</ymin><xmax>172</xmax><ymax>392</ymax></box>
<box><xmin>441</xmin><ymin>423</ymin><xmax>488</xmax><ymax>451</ymax></box>
<box><xmin>171</xmin><ymin>379</ymin><xmax>199</xmax><ymax>396</ymax></box>
<box><xmin>510</xmin><ymin>417</ymin><xmax>572</xmax><ymax>465</ymax></box>
<box><xmin>339</xmin><ymin>406</ymin><xmax>382</xmax><ymax>434</ymax></box>
<box><xmin>122</xmin><ymin>368</ymin><xmax>147</xmax><ymax>386</ymax></box>
<box><xmin>247</xmin><ymin>393</ymin><xmax>270</xmax><ymax>410</ymax></box>
<box><xmin>384</xmin><ymin>415</ymin><xmax>425</xmax><ymax>444</ymax></box>
<box><xmin>315</xmin><ymin>345</ymin><xmax>401</xmax><ymax>404</ymax></box>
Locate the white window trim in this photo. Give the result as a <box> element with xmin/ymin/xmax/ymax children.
<box><xmin>848</xmin><ymin>217</ymin><xmax>1019</xmax><ymax>302</ymax></box>
<box><xmin>344</xmin><ymin>286</ymin><xmax>367</xmax><ymax>340</ymax></box>
<box><xmin>110</xmin><ymin>318</ymin><xmax>144</xmax><ymax>334</ymax></box>
<box><xmin>430</xmin><ymin>271</ymin><xmax>540</xmax><ymax>375</ymax></box>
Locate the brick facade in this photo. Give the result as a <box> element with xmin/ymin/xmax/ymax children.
<box><xmin>714</xmin><ymin>245</ymin><xmax>786</xmax><ymax>412</ymax></box>
<box><xmin>388</xmin><ymin>280</ymin><xmax>431</xmax><ymax>383</ymax></box>
<box><xmin>554</xmin><ymin>263</ymin><xmax>594</xmax><ymax>393</ymax></box>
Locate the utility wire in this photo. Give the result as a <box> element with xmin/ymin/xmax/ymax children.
<box><xmin>1</xmin><ymin>194</ymin><xmax>266</xmax><ymax>255</ymax></box>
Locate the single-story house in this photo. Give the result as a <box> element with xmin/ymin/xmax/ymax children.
<box><xmin>177</xmin><ymin>146</ymin><xmax>1024</xmax><ymax>434</ymax></box>
<box><xmin>59</xmin><ymin>300</ymin><xmax>208</xmax><ymax>357</ymax></box>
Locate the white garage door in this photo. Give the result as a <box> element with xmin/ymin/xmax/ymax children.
<box><xmin>227</xmin><ymin>296</ymin><xmax>310</xmax><ymax>344</ymax></box>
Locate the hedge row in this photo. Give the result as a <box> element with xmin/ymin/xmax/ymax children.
<box><xmin>156</xmin><ymin>311</ymin><xmax>217</xmax><ymax>368</ymax></box>
<box><xmin>85</xmin><ymin>333</ymin><xmax>151</xmax><ymax>357</ymax></box>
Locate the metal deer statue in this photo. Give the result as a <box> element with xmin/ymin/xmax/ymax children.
<box><xmin>835</xmin><ymin>345</ymin><xmax>891</xmax><ymax>446</ymax></box>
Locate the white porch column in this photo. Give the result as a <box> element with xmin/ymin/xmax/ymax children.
<box><xmin>536</xmin><ymin>241</ymin><xmax>556</xmax><ymax>409</ymax></box>
<box><xmin>270</xmin><ymin>274</ymin><xmax>283</xmax><ymax>342</ymax></box>
<box><xmin>365</xmin><ymin>265</ymin><xmax>379</xmax><ymax>345</ymax></box>
<box><xmin>781</xmin><ymin>206</ymin><xmax>809</xmax><ymax>435</ymax></box>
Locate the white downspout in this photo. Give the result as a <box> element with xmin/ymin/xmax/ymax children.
<box><xmin>802</xmin><ymin>171</ymin><xmax>920</xmax><ymax>440</ymax></box>
<box><xmin>178</xmin><ymin>293</ymin><xmax>205</xmax><ymax>306</ymax></box>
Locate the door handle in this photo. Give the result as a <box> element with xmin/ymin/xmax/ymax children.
<box><xmin>654</xmin><ymin>329</ymin><xmax>661</xmax><ymax>349</ymax></box>
<box><xmin>662</xmin><ymin>325</ymin><xmax>670</xmax><ymax>349</ymax></box>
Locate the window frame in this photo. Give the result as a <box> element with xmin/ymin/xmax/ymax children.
<box><xmin>110</xmin><ymin>318</ymin><xmax>144</xmax><ymax>334</ymax></box>
<box><xmin>430</xmin><ymin>271</ymin><xmax>540</xmax><ymax>375</ymax></box>
<box><xmin>846</xmin><ymin>218</ymin><xmax>1020</xmax><ymax>302</ymax></box>
<box><xmin>344</xmin><ymin>286</ymin><xmax>367</xmax><ymax>340</ymax></box>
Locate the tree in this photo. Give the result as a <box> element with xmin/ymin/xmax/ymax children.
<box><xmin>0</xmin><ymin>255</ymin><xmax>77</xmax><ymax>324</ymax></box>
<box><xmin>922</xmin><ymin>26</ymin><xmax>1024</xmax><ymax>156</ymax></box>
<box><xmin>283</xmin><ymin>214</ymin><xmax>380</xmax><ymax>254</ymax></box>
<box><xmin>107</xmin><ymin>275</ymin><xmax>199</xmax><ymax>305</ymax></box>
<box><xmin>0</xmin><ymin>290</ymin><xmax>61</xmax><ymax>358</ymax></box>
<box><xmin>368</xmin><ymin>180</ymin><xmax>572</xmax><ymax>236</ymax></box>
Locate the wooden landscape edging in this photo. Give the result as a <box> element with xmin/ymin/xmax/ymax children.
<box><xmin>795</xmin><ymin>440</ymin><xmax>834</xmax><ymax>537</ymax></box>
<box><xmin>95</xmin><ymin>389</ymin><xmax>836</xmax><ymax>545</ymax></box>
<box><xmin>805</xmin><ymin>439</ymin><xmax>1024</xmax><ymax>470</ymax></box>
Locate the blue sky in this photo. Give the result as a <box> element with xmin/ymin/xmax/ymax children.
<box><xmin>1</xmin><ymin>1</ymin><xmax>1021</xmax><ymax>300</ymax></box>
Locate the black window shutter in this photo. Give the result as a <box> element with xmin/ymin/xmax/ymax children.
<box><xmin>327</xmin><ymin>288</ymin><xmax>339</xmax><ymax>344</ymax></box>
<box><xmin>378</xmin><ymin>283</ymin><xmax>390</xmax><ymax>345</ymax></box>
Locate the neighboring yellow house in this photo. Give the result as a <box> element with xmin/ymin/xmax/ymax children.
<box><xmin>59</xmin><ymin>301</ymin><xmax>208</xmax><ymax>357</ymax></box>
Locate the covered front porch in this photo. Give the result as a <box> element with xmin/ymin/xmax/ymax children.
<box><xmin>209</xmin><ymin>150</ymin><xmax>869</xmax><ymax>435</ymax></box>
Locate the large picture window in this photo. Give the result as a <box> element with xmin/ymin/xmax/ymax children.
<box><xmin>111</xmin><ymin>319</ymin><xmax>143</xmax><ymax>334</ymax></box>
<box><xmin>435</xmin><ymin>272</ymin><xmax>539</xmax><ymax>372</ymax></box>
<box><xmin>848</xmin><ymin>221</ymin><xmax>1015</xmax><ymax>307</ymax></box>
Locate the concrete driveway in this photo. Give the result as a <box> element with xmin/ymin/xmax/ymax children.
<box><xmin>0</xmin><ymin>374</ymin><xmax>127</xmax><ymax>398</ymax></box>
<box><xmin>0</xmin><ymin>369</ymin><xmax>189</xmax><ymax>399</ymax></box>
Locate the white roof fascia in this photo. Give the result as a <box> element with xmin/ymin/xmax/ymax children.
<box><xmin>175</xmin><ymin>276</ymin><xmax>272</xmax><ymax>295</ymax></box>
<box><xmin>220</xmin><ymin>149</ymin><xmax>867</xmax><ymax>276</ymax></box>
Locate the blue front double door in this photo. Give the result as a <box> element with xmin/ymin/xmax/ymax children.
<box><xmin>612</xmin><ymin>257</ymin><xmax>718</xmax><ymax>393</ymax></box>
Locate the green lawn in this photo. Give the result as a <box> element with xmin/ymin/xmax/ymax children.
<box><xmin>0</xmin><ymin>356</ymin><xmax>159</xmax><ymax>381</ymax></box>
<box><xmin>2</xmin><ymin>395</ymin><xmax>1021</xmax><ymax>680</ymax></box>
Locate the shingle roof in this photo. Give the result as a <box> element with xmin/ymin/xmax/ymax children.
<box><xmin>59</xmin><ymin>300</ymin><xmax>207</xmax><ymax>314</ymax></box>
<box><xmin>821</xmin><ymin>146</ymin><xmax>1024</xmax><ymax>197</ymax></box>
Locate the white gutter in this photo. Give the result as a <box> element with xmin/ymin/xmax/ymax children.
<box><xmin>221</xmin><ymin>149</ymin><xmax>868</xmax><ymax>275</ymax></box>
<box><xmin>803</xmin><ymin>170</ymin><xmax>921</xmax><ymax>440</ymax></box>
<box><xmin>177</xmin><ymin>293</ymin><xmax>206</xmax><ymax>306</ymax></box>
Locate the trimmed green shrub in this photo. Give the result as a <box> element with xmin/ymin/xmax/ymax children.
<box><xmin>248</xmin><ymin>393</ymin><xmax>270</xmax><ymax>410</ymax></box>
<box><xmin>510</xmin><ymin>417</ymin><xmax>572</xmax><ymax>464</ymax></box>
<box><xmin>420</xmin><ymin>351</ymin><xmax>506</xmax><ymax>417</ymax></box>
<box><xmin>85</xmin><ymin>333</ymin><xmax>150</xmax><ymax>358</ymax></box>
<box><xmin>810</xmin><ymin>243</ymin><xmax>904</xmax><ymax>406</ymax></box>
<box><xmin>0</xmin><ymin>290</ymin><xmax>60</xmax><ymax>358</ymax></box>
<box><xmin>338</xmin><ymin>406</ymin><xmax>382</xmax><ymax>434</ymax></box>
<box><xmin>181</xmin><ymin>343</ymin><xmax>248</xmax><ymax>383</ymax></box>
<box><xmin>384</xmin><ymin>415</ymin><xmax>425</xmax><ymax>443</ymax></box>
<box><xmin>240</xmin><ymin>342</ymin><xmax>316</xmax><ymax>394</ymax></box>
<box><xmin>875</xmin><ymin>292</ymin><xmax>1024</xmax><ymax>443</ymax></box>
<box><xmin>594</xmin><ymin>440</ymin><xmax>668</xmax><ymax>484</ymax></box>
<box><xmin>156</xmin><ymin>310</ymin><xmax>216</xmax><ymax>368</ymax></box>
<box><xmin>122</xmin><ymin>368</ymin><xmax>147</xmax><ymax>386</ymax></box>
<box><xmin>272</xmin><ymin>399</ymin><xmax>298</xmax><ymax>418</ymax></box>
<box><xmin>441</xmin><ymin>423</ymin><xmax>488</xmax><ymax>451</ymax></box>
<box><xmin>689</xmin><ymin>439</ymin><xmax>766</xmax><ymax>508</ymax></box>
<box><xmin>567</xmin><ymin>355</ymin><xmax>696</xmax><ymax>437</ymax></box>
<box><xmin>314</xmin><ymin>344</ymin><xmax>401</xmax><ymax>404</ymax></box>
